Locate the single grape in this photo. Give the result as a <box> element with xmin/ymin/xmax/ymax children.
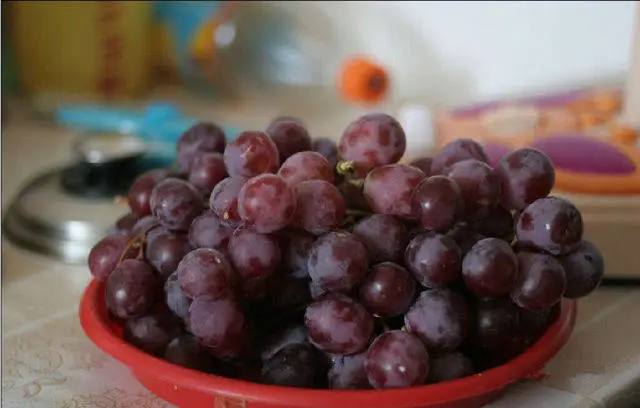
<box><xmin>164</xmin><ymin>272</ymin><xmax>191</xmax><ymax>321</ymax></box>
<box><xmin>177</xmin><ymin>122</ymin><xmax>226</xmax><ymax>172</ymax></box>
<box><xmin>124</xmin><ymin>313</ymin><xmax>183</xmax><ymax>356</ymax></box>
<box><xmin>443</xmin><ymin>159</ymin><xmax>500</xmax><ymax>220</ymax></box>
<box><xmin>304</xmin><ymin>296</ymin><xmax>374</xmax><ymax>354</ymax></box>
<box><xmin>511</xmin><ymin>251</ymin><xmax>566</xmax><ymax>311</ymax></box>
<box><xmin>131</xmin><ymin>215</ymin><xmax>159</xmax><ymax>237</ymax></box>
<box><xmin>430</xmin><ymin>138</ymin><xmax>489</xmax><ymax>175</ymax></box>
<box><xmin>209</xmin><ymin>176</ymin><xmax>247</xmax><ymax>226</ymax></box>
<box><xmin>462</xmin><ymin>238</ymin><xmax>518</xmax><ymax>297</ymax></box>
<box><xmin>307</xmin><ymin>231</ymin><xmax>369</xmax><ymax>294</ymax></box>
<box><xmin>261</xmin><ymin>324</ymin><xmax>309</xmax><ymax>361</ymax></box>
<box><xmin>364</xmin><ymin>331</ymin><xmax>429</xmax><ymax>389</ymax></box>
<box><xmin>279</xmin><ymin>228</ymin><xmax>316</xmax><ymax>279</ymax></box>
<box><xmin>338</xmin><ymin>180</ymin><xmax>371</xmax><ymax>212</ymax></box>
<box><xmin>237</xmin><ymin>174</ymin><xmax>296</xmax><ymax>234</ymax></box>
<box><xmin>177</xmin><ymin>248</ymin><xmax>235</xmax><ymax>299</ymax></box>
<box><xmin>328</xmin><ymin>352</ymin><xmax>370</xmax><ymax>389</ymax></box>
<box><xmin>473</xmin><ymin>299</ymin><xmax>520</xmax><ymax>351</ymax></box>
<box><xmin>312</xmin><ymin>138</ymin><xmax>339</xmax><ymax>168</ymax></box>
<box><xmin>113</xmin><ymin>212</ymin><xmax>138</xmax><ymax>236</ymax></box>
<box><xmin>265</xmin><ymin>116</ymin><xmax>312</xmax><ymax>163</ymax></box>
<box><xmin>411</xmin><ymin>176</ymin><xmax>463</xmax><ymax>232</ymax></box>
<box><xmin>227</xmin><ymin>226</ymin><xmax>281</xmax><ymax>281</ymax></box>
<box><xmin>516</xmin><ymin>196</ymin><xmax>583</xmax><ymax>255</ymax></box>
<box><xmin>338</xmin><ymin>113</ymin><xmax>407</xmax><ymax>175</ymax></box>
<box><xmin>292</xmin><ymin>180</ymin><xmax>345</xmax><ymax>235</ymax></box>
<box><xmin>88</xmin><ymin>235</ymin><xmax>137</xmax><ymax>280</ymax></box>
<box><xmin>359</xmin><ymin>262</ymin><xmax>416</xmax><ymax>317</ymax></box>
<box><xmin>223</xmin><ymin>130</ymin><xmax>279</xmax><ymax>177</ymax></box>
<box><xmin>106</xmin><ymin>259</ymin><xmax>158</xmax><ymax>320</ymax></box>
<box><xmin>261</xmin><ymin>343</ymin><xmax>328</xmax><ymax>388</ymax></box>
<box><xmin>145</xmin><ymin>230</ymin><xmax>191</xmax><ymax>282</ymax></box>
<box><xmin>353</xmin><ymin>215</ymin><xmax>408</xmax><ymax>264</ymax></box>
<box><xmin>150</xmin><ymin>178</ymin><xmax>204</xmax><ymax>231</ymax></box>
<box><xmin>446</xmin><ymin>224</ymin><xmax>486</xmax><ymax>257</ymax></box>
<box><xmin>127</xmin><ymin>169</ymin><xmax>170</xmax><ymax>218</ymax></box>
<box><xmin>471</xmin><ymin>205</ymin><xmax>515</xmax><ymax>242</ymax></box>
<box><xmin>427</xmin><ymin>352</ymin><xmax>473</xmax><ymax>383</ymax></box>
<box><xmin>405</xmin><ymin>289</ymin><xmax>471</xmax><ymax>352</ymax></box>
<box><xmin>363</xmin><ymin>164</ymin><xmax>425</xmax><ymax>219</ymax></box>
<box><xmin>187</xmin><ymin>152</ymin><xmax>227</xmax><ymax>196</ymax></box>
<box><xmin>164</xmin><ymin>333</ymin><xmax>217</xmax><ymax>372</ymax></box>
<box><xmin>409</xmin><ymin>156</ymin><xmax>433</xmax><ymax>176</ymax></box>
<box><xmin>188</xmin><ymin>210</ymin><xmax>233</xmax><ymax>251</ymax></box>
<box><xmin>278</xmin><ymin>151</ymin><xmax>335</xmax><ymax>187</ymax></box>
<box><xmin>405</xmin><ymin>232</ymin><xmax>462</xmax><ymax>288</ymax></box>
<box><xmin>188</xmin><ymin>294</ymin><xmax>247</xmax><ymax>359</ymax></box>
<box><xmin>494</xmin><ymin>147</ymin><xmax>555</xmax><ymax>211</ymax></box>
<box><xmin>557</xmin><ymin>240</ymin><xmax>605</xmax><ymax>299</ymax></box>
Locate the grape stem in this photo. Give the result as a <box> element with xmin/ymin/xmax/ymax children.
<box><xmin>114</xmin><ymin>195</ymin><xmax>129</xmax><ymax>205</ymax></box>
<box><xmin>347</xmin><ymin>178</ymin><xmax>364</xmax><ymax>189</ymax></box>
<box><xmin>117</xmin><ymin>225</ymin><xmax>156</xmax><ymax>264</ymax></box>
<box><xmin>345</xmin><ymin>209</ymin><xmax>371</xmax><ymax>217</ymax></box>
<box><xmin>336</xmin><ymin>160</ymin><xmax>355</xmax><ymax>176</ymax></box>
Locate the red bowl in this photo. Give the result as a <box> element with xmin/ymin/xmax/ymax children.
<box><xmin>80</xmin><ymin>279</ymin><xmax>577</xmax><ymax>408</ymax></box>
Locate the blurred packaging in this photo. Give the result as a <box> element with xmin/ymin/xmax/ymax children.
<box><xmin>9</xmin><ymin>1</ymin><xmax>153</xmax><ymax>104</ymax></box>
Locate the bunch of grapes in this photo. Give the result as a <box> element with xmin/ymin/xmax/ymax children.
<box><xmin>88</xmin><ymin>114</ymin><xmax>604</xmax><ymax>390</ymax></box>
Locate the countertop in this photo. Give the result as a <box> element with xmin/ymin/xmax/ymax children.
<box><xmin>2</xmin><ymin>96</ymin><xmax>640</xmax><ymax>408</ymax></box>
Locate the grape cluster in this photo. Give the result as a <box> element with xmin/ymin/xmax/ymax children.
<box><xmin>89</xmin><ymin>113</ymin><xmax>604</xmax><ymax>390</ymax></box>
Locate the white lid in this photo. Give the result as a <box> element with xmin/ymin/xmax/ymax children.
<box><xmin>397</xmin><ymin>104</ymin><xmax>436</xmax><ymax>159</ymax></box>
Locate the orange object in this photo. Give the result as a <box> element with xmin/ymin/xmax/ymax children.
<box><xmin>592</xmin><ymin>91</ymin><xmax>622</xmax><ymax>114</ymax></box>
<box><xmin>338</xmin><ymin>57</ymin><xmax>389</xmax><ymax>104</ymax></box>
<box><xmin>80</xmin><ymin>278</ymin><xmax>577</xmax><ymax>408</ymax></box>
<box><xmin>610</xmin><ymin>123</ymin><xmax>639</xmax><ymax>145</ymax></box>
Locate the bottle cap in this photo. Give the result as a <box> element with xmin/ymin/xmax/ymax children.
<box><xmin>338</xmin><ymin>57</ymin><xmax>389</xmax><ymax>104</ymax></box>
<box><xmin>397</xmin><ymin>104</ymin><xmax>435</xmax><ymax>158</ymax></box>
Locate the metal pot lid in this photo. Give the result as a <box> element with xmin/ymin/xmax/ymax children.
<box><xmin>2</xmin><ymin>167</ymin><xmax>129</xmax><ymax>264</ymax></box>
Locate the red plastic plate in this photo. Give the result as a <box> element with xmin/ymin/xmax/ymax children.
<box><xmin>80</xmin><ymin>279</ymin><xmax>577</xmax><ymax>408</ymax></box>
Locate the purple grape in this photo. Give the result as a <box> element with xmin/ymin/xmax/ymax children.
<box><xmin>307</xmin><ymin>231</ymin><xmax>369</xmax><ymax>294</ymax></box>
<box><xmin>177</xmin><ymin>248</ymin><xmax>235</xmax><ymax>299</ymax></box>
<box><xmin>278</xmin><ymin>151</ymin><xmax>334</xmax><ymax>187</ymax></box>
<box><xmin>405</xmin><ymin>289</ymin><xmax>471</xmax><ymax>352</ymax></box>
<box><xmin>304</xmin><ymin>296</ymin><xmax>374</xmax><ymax>354</ymax></box>
<box><xmin>443</xmin><ymin>159</ymin><xmax>500</xmax><ymax>221</ymax></box>
<box><xmin>124</xmin><ymin>313</ymin><xmax>183</xmax><ymax>356</ymax></box>
<box><xmin>511</xmin><ymin>252</ymin><xmax>566</xmax><ymax>311</ymax></box>
<box><xmin>127</xmin><ymin>169</ymin><xmax>169</xmax><ymax>217</ymax></box>
<box><xmin>261</xmin><ymin>324</ymin><xmax>309</xmax><ymax>361</ymax></box>
<box><xmin>145</xmin><ymin>230</ymin><xmax>191</xmax><ymax>282</ymax></box>
<box><xmin>209</xmin><ymin>176</ymin><xmax>247</xmax><ymax>226</ymax></box>
<box><xmin>363</xmin><ymin>164</ymin><xmax>425</xmax><ymax>219</ymax></box>
<box><xmin>447</xmin><ymin>224</ymin><xmax>486</xmax><ymax>257</ymax></box>
<box><xmin>188</xmin><ymin>294</ymin><xmax>247</xmax><ymax>359</ymax></box>
<box><xmin>516</xmin><ymin>196</ymin><xmax>583</xmax><ymax>255</ymax></box>
<box><xmin>494</xmin><ymin>147</ymin><xmax>555</xmax><ymax>211</ymax></box>
<box><xmin>427</xmin><ymin>352</ymin><xmax>473</xmax><ymax>383</ymax></box>
<box><xmin>187</xmin><ymin>152</ymin><xmax>227</xmax><ymax>196</ymax></box>
<box><xmin>106</xmin><ymin>259</ymin><xmax>158</xmax><ymax>320</ymax></box>
<box><xmin>471</xmin><ymin>205</ymin><xmax>515</xmax><ymax>241</ymax></box>
<box><xmin>237</xmin><ymin>174</ymin><xmax>296</xmax><ymax>234</ymax></box>
<box><xmin>292</xmin><ymin>180</ymin><xmax>346</xmax><ymax>235</ymax></box>
<box><xmin>188</xmin><ymin>210</ymin><xmax>233</xmax><ymax>251</ymax></box>
<box><xmin>88</xmin><ymin>235</ymin><xmax>137</xmax><ymax>280</ymax></box>
<box><xmin>177</xmin><ymin>122</ymin><xmax>226</xmax><ymax>172</ymax></box>
<box><xmin>113</xmin><ymin>212</ymin><xmax>138</xmax><ymax>236</ymax></box>
<box><xmin>164</xmin><ymin>272</ymin><xmax>191</xmax><ymax>321</ymax></box>
<box><xmin>405</xmin><ymin>232</ymin><xmax>462</xmax><ymax>288</ymax></box>
<box><xmin>462</xmin><ymin>238</ymin><xmax>518</xmax><ymax>297</ymax></box>
<box><xmin>313</xmin><ymin>138</ymin><xmax>339</xmax><ymax>168</ymax></box>
<box><xmin>265</xmin><ymin>116</ymin><xmax>312</xmax><ymax>163</ymax></box>
<box><xmin>261</xmin><ymin>343</ymin><xmax>328</xmax><ymax>388</ymax></box>
<box><xmin>409</xmin><ymin>156</ymin><xmax>433</xmax><ymax>176</ymax></box>
<box><xmin>223</xmin><ymin>130</ymin><xmax>279</xmax><ymax>177</ymax></box>
<box><xmin>131</xmin><ymin>215</ymin><xmax>159</xmax><ymax>236</ymax></box>
<box><xmin>339</xmin><ymin>113</ymin><xmax>407</xmax><ymax>175</ymax></box>
<box><xmin>328</xmin><ymin>352</ymin><xmax>370</xmax><ymax>389</ymax></box>
<box><xmin>473</xmin><ymin>299</ymin><xmax>520</xmax><ymax>351</ymax></box>
<box><xmin>279</xmin><ymin>228</ymin><xmax>316</xmax><ymax>279</ymax></box>
<box><xmin>227</xmin><ymin>226</ymin><xmax>281</xmax><ymax>281</ymax></box>
<box><xmin>411</xmin><ymin>176</ymin><xmax>463</xmax><ymax>232</ymax></box>
<box><xmin>150</xmin><ymin>178</ymin><xmax>204</xmax><ymax>232</ymax></box>
<box><xmin>364</xmin><ymin>331</ymin><xmax>429</xmax><ymax>389</ymax></box>
<box><xmin>164</xmin><ymin>333</ymin><xmax>217</xmax><ymax>372</ymax></box>
<box><xmin>557</xmin><ymin>240</ymin><xmax>604</xmax><ymax>299</ymax></box>
<box><xmin>353</xmin><ymin>215</ymin><xmax>408</xmax><ymax>264</ymax></box>
<box><xmin>430</xmin><ymin>138</ymin><xmax>489</xmax><ymax>175</ymax></box>
<box><xmin>359</xmin><ymin>262</ymin><xmax>416</xmax><ymax>317</ymax></box>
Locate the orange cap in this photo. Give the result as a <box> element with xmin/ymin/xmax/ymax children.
<box><xmin>338</xmin><ymin>57</ymin><xmax>389</xmax><ymax>104</ymax></box>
